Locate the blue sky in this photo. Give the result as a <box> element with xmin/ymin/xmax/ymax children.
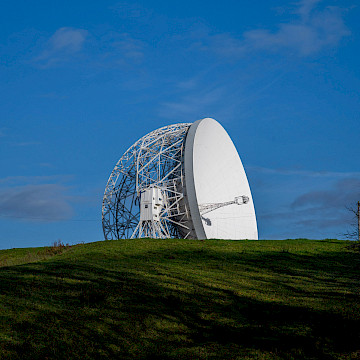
<box><xmin>1</xmin><ymin>0</ymin><xmax>359</xmax><ymax>249</ymax></box>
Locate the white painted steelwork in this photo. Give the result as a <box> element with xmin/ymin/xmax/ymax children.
<box><xmin>102</xmin><ymin>118</ymin><xmax>258</xmax><ymax>240</ymax></box>
<box><xmin>102</xmin><ymin>123</ymin><xmax>193</xmax><ymax>240</ymax></box>
<box><xmin>199</xmin><ymin>196</ymin><xmax>249</xmax><ymax>216</ymax></box>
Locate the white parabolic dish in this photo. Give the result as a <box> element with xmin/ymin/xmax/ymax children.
<box><xmin>102</xmin><ymin>117</ymin><xmax>258</xmax><ymax>240</ymax></box>
<box><xmin>184</xmin><ymin>118</ymin><xmax>258</xmax><ymax>240</ymax></box>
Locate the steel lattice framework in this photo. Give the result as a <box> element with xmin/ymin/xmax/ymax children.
<box><xmin>102</xmin><ymin>123</ymin><xmax>193</xmax><ymax>240</ymax></box>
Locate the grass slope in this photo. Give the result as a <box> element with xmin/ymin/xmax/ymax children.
<box><xmin>0</xmin><ymin>239</ymin><xmax>359</xmax><ymax>359</ymax></box>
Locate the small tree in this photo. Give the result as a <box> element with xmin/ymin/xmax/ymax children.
<box><xmin>344</xmin><ymin>201</ymin><xmax>360</xmax><ymax>241</ymax></box>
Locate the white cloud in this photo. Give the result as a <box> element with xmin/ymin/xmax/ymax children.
<box><xmin>296</xmin><ymin>0</ymin><xmax>323</xmax><ymax>19</ymax></box>
<box><xmin>206</xmin><ymin>0</ymin><xmax>350</xmax><ymax>57</ymax></box>
<box><xmin>50</xmin><ymin>27</ymin><xmax>87</xmax><ymax>52</ymax></box>
<box><xmin>245</xmin><ymin>7</ymin><xmax>349</xmax><ymax>55</ymax></box>
<box><xmin>35</xmin><ymin>27</ymin><xmax>88</xmax><ymax>67</ymax></box>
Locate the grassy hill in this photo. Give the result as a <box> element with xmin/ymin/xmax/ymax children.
<box><xmin>0</xmin><ymin>239</ymin><xmax>359</xmax><ymax>359</ymax></box>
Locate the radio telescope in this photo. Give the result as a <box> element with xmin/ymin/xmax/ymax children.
<box><xmin>102</xmin><ymin>118</ymin><xmax>258</xmax><ymax>240</ymax></box>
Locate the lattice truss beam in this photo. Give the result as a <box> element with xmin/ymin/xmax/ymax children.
<box><xmin>199</xmin><ymin>196</ymin><xmax>250</xmax><ymax>216</ymax></box>
<box><xmin>102</xmin><ymin>123</ymin><xmax>192</xmax><ymax>240</ymax></box>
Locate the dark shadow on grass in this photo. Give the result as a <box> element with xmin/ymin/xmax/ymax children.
<box><xmin>0</xmin><ymin>247</ymin><xmax>359</xmax><ymax>359</ymax></box>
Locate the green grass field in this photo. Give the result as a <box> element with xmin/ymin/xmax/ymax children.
<box><xmin>0</xmin><ymin>239</ymin><xmax>359</xmax><ymax>359</ymax></box>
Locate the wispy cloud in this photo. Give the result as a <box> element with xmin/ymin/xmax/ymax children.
<box><xmin>254</xmin><ymin>172</ymin><xmax>360</xmax><ymax>238</ymax></box>
<box><xmin>159</xmin><ymin>86</ymin><xmax>225</xmax><ymax>119</ymax></box>
<box><xmin>38</xmin><ymin>163</ymin><xmax>53</xmax><ymax>168</ymax></box>
<box><xmin>105</xmin><ymin>32</ymin><xmax>144</xmax><ymax>64</ymax></box>
<box><xmin>35</xmin><ymin>93</ymin><xmax>68</xmax><ymax>100</ymax></box>
<box><xmin>110</xmin><ymin>2</ymin><xmax>154</xmax><ymax>20</ymax></box>
<box><xmin>0</xmin><ymin>184</ymin><xmax>74</xmax><ymax>221</ymax></box>
<box><xmin>11</xmin><ymin>141</ymin><xmax>41</xmax><ymax>147</ymax></box>
<box><xmin>296</xmin><ymin>0</ymin><xmax>322</xmax><ymax>20</ymax></box>
<box><xmin>288</xmin><ymin>178</ymin><xmax>360</xmax><ymax>236</ymax></box>
<box><xmin>248</xmin><ymin>166</ymin><xmax>360</xmax><ymax>178</ymax></box>
<box><xmin>49</xmin><ymin>27</ymin><xmax>87</xmax><ymax>52</ymax></box>
<box><xmin>205</xmin><ymin>0</ymin><xmax>350</xmax><ymax>57</ymax></box>
<box><xmin>0</xmin><ymin>175</ymin><xmax>74</xmax><ymax>185</ymax></box>
<box><xmin>291</xmin><ymin>178</ymin><xmax>360</xmax><ymax>210</ymax></box>
<box><xmin>72</xmin><ymin>31</ymin><xmax>146</xmax><ymax>69</ymax></box>
<box><xmin>34</xmin><ymin>27</ymin><xmax>88</xmax><ymax>67</ymax></box>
